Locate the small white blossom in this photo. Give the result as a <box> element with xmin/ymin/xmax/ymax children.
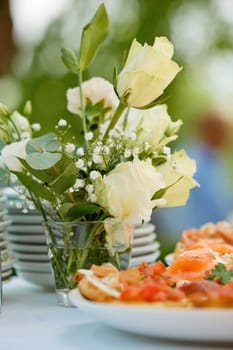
<box><xmin>86</xmin><ymin>184</ymin><xmax>94</xmax><ymax>193</ymax></box>
<box><xmin>65</xmin><ymin>143</ymin><xmax>75</xmax><ymax>153</ymax></box>
<box><xmin>76</xmin><ymin>147</ymin><xmax>84</xmax><ymax>156</ymax></box>
<box><xmin>124</xmin><ymin>149</ymin><xmax>131</xmax><ymax>158</ymax></box>
<box><xmin>93</xmin><ymin>154</ymin><xmax>103</xmax><ymax>164</ymax></box>
<box><xmin>93</xmin><ymin>145</ymin><xmax>101</xmax><ymax>154</ymax></box>
<box><xmin>133</xmin><ymin>148</ymin><xmax>139</xmax><ymax>158</ymax></box>
<box><xmin>85</xmin><ymin>132</ymin><xmax>93</xmax><ymax>141</ymax></box>
<box><xmin>103</xmin><ymin>145</ymin><xmax>110</xmax><ymax>154</ymax></box>
<box><xmin>87</xmin><ymin>161</ymin><xmax>92</xmax><ymax>167</ymax></box>
<box><xmin>75</xmin><ymin>159</ymin><xmax>85</xmax><ymax>169</ymax></box>
<box><xmin>90</xmin><ymin>170</ymin><xmax>101</xmax><ymax>180</ymax></box>
<box><xmin>74</xmin><ymin>179</ymin><xmax>85</xmax><ymax>189</ymax></box>
<box><xmin>31</xmin><ymin>123</ymin><xmax>41</xmax><ymax>131</ymax></box>
<box><xmin>144</xmin><ymin>142</ymin><xmax>150</xmax><ymax>150</ymax></box>
<box><xmin>88</xmin><ymin>193</ymin><xmax>97</xmax><ymax>203</ymax></box>
<box><xmin>58</xmin><ymin>119</ymin><xmax>67</xmax><ymax>127</ymax></box>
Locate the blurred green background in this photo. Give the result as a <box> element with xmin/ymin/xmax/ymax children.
<box><xmin>1</xmin><ymin>0</ymin><xmax>233</xmax><ymax>257</ymax></box>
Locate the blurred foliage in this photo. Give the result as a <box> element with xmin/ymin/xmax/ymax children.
<box><xmin>1</xmin><ymin>0</ymin><xmax>216</xmax><ymax>140</ymax></box>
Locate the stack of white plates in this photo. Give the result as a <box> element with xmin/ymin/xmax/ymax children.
<box><xmin>4</xmin><ymin>187</ymin><xmax>53</xmax><ymax>289</ymax></box>
<box><xmin>131</xmin><ymin>223</ymin><xmax>160</xmax><ymax>266</ymax></box>
<box><xmin>0</xmin><ymin>190</ymin><xmax>15</xmax><ymax>284</ymax></box>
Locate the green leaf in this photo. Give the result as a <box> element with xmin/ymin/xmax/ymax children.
<box><xmin>26</xmin><ymin>133</ymin><xmax>60</xmax><ymax>154</ymax></box>
<box><xmin>61</xmin><ymin>48</ymin><xmax>79</xmax><ymax>74</ymax></box>
<box><xmin>66</xmin><ymin>202</ymin><xmax>101</xmax><ymax>221</ymax></box>
<box><xmin>152</xmin><ymin>188</ymin><xmax>167</xmax><ymax>200</ymax></box>
<box><xmin>58</xmin><ymin>203</ymin><xmax>74</xmax><ymax>217</ymax></box>
<box><xmin>25</xmin><ymin>133</ymin><xmax>61</xmax><ymax>170</ymax></box>
<box><xmin>13</xmin><ymin>172</ymin><xmax>56</xmax><ymax>202</ymax></box>
<box><xmin>208</xmin><ymin>263</ymin><xmax>233</xmax><ymax>284</ymax></box>
<box><xmin>79</xmin><ymin>3</ymin><xmax>108</xmax><ymax>71</ymax></box>
<box><xmin>26</xmin><ymin>152</ymin><xmax>62</xmax><ymax>170</ymax></box>
<box><xmin>50</xmin><ymin>161</ymin><xmax>77</xmax><ymax>194</ymax></box>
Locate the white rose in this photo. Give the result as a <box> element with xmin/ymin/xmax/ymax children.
<box><xmin>116</xmin><ymin>37</ymin><xmax>182</xmax><ymax>108</ymax></box>
<box><xmin>127</xmin><ymin>104</ymin><xmax>182</xmax><ymax>148</ymax></box>
<box><xmin>95</xmin><ymin>159</ymin><xmax>165</xmax><ymax>224</ymax></box>
<box><xmin>1</xmin><ymin>140</ymin><xmax>28</xmax><ymax>171</ymax></box>
<box><xmin>66</xmin><ymin>77</ymin><xmax>119</xmax><ymax>118</ymax></box>
<box><xmin>157</xmin><ymin>150</ymin><xmax>199</xmax><ymax>207</ymax></box>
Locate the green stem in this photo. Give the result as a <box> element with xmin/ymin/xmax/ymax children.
<box><xmin>78</xmin><ymin>70</ymin><xmax>88</xmax><ymax>147</ymax></box>
<box><xmin>103</xmin><ymin>102</ymin><xmax>127</xmax><ymax>139</ymax></box>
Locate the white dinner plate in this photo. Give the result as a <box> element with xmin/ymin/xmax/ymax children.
<box><xmin>16</xmin><ymin>270</ymin><xmax>53</xmax><ymax>288</ymax></box>
<box><xmin>131</xmin><ymin>241</ymin><xmax>160</xmax><ymax>257</ymax></box>
<box><xmin>164</xmin><ymin>253</ymin><xmax>174</xmax><ymax>265</ymax></box>
<box><xmin>134</xmin><ymin>223</ymin><xmax>155</xmax><ymax>237</ymax></box>
<box><xmin>132</xmin><ymin>232</ymin><xmax>157</xmax><ymax>247</ymax></box>
<box><xmin>8</xmin><ymin>242</ymin><xmax>48</xmax><ymax>253</ymax></box>
<box><xmin>9</xmin><ymin>214</ymin><xmax>43</xmax><ymax>224</ymax></box>
<box><xmin>15</xmin><ymin>260</ymin><xmax>51</xmax><ymax>272</ymax></box>
<box><xmin>69</xmin><ymin>289</ymin><xmax>233</xmax><ymax>342</ymax></box>
<box><xmin>8</xmin><ymin>225</ymin><xmax>44</xmax><ymax>234</ymax></box>
<box><xmin>7</xmin><ymin>233</ymin><xmax>46</xmax><ymax>243</ymax></box>
<box><xmin>12</xmin><ymin>251</ymin><xmax>49</xmax><ymax>262</ymax></box>
<box><xmin>130</xmin><ymin>250</ymin><xmax>160</xmax><ymax>266</ymax></box>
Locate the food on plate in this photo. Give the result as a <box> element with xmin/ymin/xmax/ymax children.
<box><xmin>174</xmin><ymin>221</ymin><xmax>233</xmax><ymax>258</ymax></box>
<box><xmin>74</xmin><ymin>221</ymin><xmax>233</xmax><ymax>308</ymax></box>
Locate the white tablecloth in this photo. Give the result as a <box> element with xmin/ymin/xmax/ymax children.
<box><xmin>0</xmin><ymin>277</ymin><xmax>230</xmax><ymax>350</ymax></box>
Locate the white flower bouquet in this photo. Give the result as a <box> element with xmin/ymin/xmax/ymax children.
<box><xmin>0</xmin><ymin>4</ymin><xmax>198</xmax><ymax>292</ymax></box>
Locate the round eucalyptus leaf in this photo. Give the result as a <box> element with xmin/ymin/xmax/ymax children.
<box><xmin>26</xmin><ymin>152</ymin><xmax>62</xmax><ymax>170</ymax></box>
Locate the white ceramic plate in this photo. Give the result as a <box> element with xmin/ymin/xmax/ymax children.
<box><xmin>12</xmin><ymin>251</ymin><xmax>49</xmax><ymax>262</ymax></box>
<box><xmin>132</xmin><ymin>232</ymin><xmax>157</xmax><ymax>247</ymax></box>
<box><xmin>7</xmin><ymin>233</ymin><xmax>46</xmax><ymax>243</ymax></box>
<box><xmin>134</xmin><ymin>223</ymin><xmax>155</xmax><ymax>237</ymax></box>
<box><xmin>130</xmin><ymin>250</ymin><xmax>160</xmax><ymax>266</ymax></box>
<box><xmin>8</xmin><ymin>242</ymin><xmax>48</xmax><ymax>253</ymax></box>
<box><xmin>17</xmin><ymin>270</ymin><xmax>53</xmax><ymax>288</ymax></box>
<box><xmin>164</xmin><ymin>253</ymin><xmax>174</xmax><ymax>265</ymax></box>
<box><xmin>8</xmin><ymin>225</ymin><xmax>44</xmax><ymax>234</ymax></box>
<box><xmin>131</xmin><ymin>241</ymin><xmax>160</xmax><ymax>257</ymax></box>
<box><xmin>15</xmin><ymin>260</ymin><xmax>51</xmax><ymax>272</ymax></box>
<box><xmin>69</xmin><ymin>289</ymin><xmax>233</xmax><ymax>342</ymax></box>
<box><xmin>9</xmin><ymin>214</ymin><xmax>43</xmax><ymax>224</ymax></box>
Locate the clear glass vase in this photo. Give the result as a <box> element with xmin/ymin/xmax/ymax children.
<box><xmin>43</xmin><ymin>220</ymin><xmax>134</xmax><ymax>306</ymax></box>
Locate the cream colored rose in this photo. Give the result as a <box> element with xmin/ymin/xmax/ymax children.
<box><xmin>66</xmin><ymin>77</ymin><xmax>119</xmax><ymax>118</ymax></box>
<box><xmin>1</xmin><ymin>140</ymin><xmax>28</xmax><ymax>171</ymax></box>
<box><xmin>95</xmin><ymin>159</ymin><xmax>165</xmax><ymax>224</ymax></box>
<box><xmin>116</xmin><ymin>37</ymin><xmax>182</xmax><ymax>108</ymax></box>
<box><xmin>157</xmin><ymin>150</ymin><xmax>199</xmax><ymax>207</ymax></box>
<box><xmin>126</xmin><ymin>104</ymin><xmax>182</xmax><ymax>148</ymax></box>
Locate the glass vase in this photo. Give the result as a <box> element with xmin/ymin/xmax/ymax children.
<box><xmin>43</xmin><ymin>220</ymin><xmax>134</xmax><ymax>306</ymax></box>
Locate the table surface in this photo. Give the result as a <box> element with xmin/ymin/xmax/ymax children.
<box><xmin>0</xmin><ymin>277</ymin><xmax>232</xmax><ymax>350</ymax></box>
